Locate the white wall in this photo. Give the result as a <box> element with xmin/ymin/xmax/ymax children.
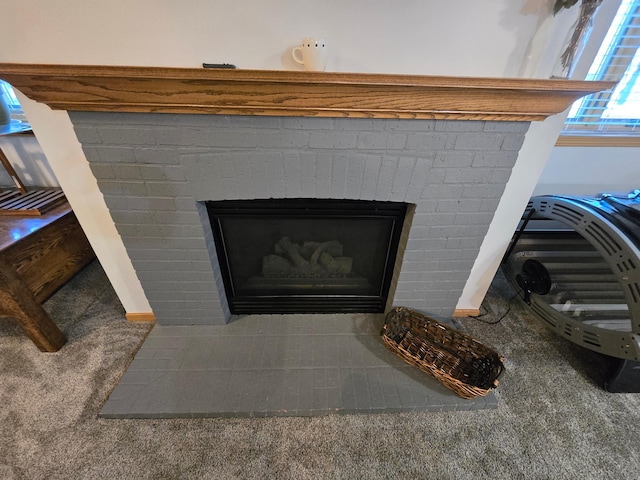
<box><xmin>534</xmin><ymin>146</ymin><xmax>640</xmax><ymax>197</ymax></box>
<box><xmin>0</xmin><ymin>0</ymin><xmax>619</xmax><ymax>315</ymax></box>
<box><xmin>2</xmin><ymin>0</ymin><xmax>539</xmax><ymax>76</ymax></box>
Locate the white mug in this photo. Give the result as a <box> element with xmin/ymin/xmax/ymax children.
<box><xmin>292</xmin><ymin>37</ymin><xmax>328</xmax><ymax>71</ymax></box>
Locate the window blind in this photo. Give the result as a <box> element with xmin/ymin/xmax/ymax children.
<box><xmin>562</xmin><ymin>0</ymin><xmax>640</xmax><ymax>135</ymax></box>
<box><xmin>0</xmin><ymin>80</ymin><xmax>22</xmax><ymax>114</ymax></box>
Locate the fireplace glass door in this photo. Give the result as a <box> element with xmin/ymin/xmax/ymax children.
<box><xmin>205</xmin><ymin>199</ymin><xmax>407</xmax><ymax>314</ymax></box>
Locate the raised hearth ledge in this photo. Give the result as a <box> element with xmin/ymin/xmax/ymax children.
<box><xmin>0</xmin><ymin>64</ymin><xmax>614</xmax><ymax>121</ymax></box>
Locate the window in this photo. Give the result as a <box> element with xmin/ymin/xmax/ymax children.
<box><xmin>0</xmin><ymin>80</ymin><xmax>26</xmax><ymax>122</ymax></box>
<box><xmin>562</xmin><ymin>0</ymin><xmax>640</xmax><ymax>137</ymax></box>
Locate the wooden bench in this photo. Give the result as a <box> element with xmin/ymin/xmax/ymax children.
<box><xmin>0</xmin><ymin>202</ymin><xmax>95</xmax><ymax>351</ymax></box>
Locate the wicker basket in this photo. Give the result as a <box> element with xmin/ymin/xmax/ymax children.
<box><xmin>381</xmin><ymin>306</ymin><xmax>504</xmax><ymax>399</ymax></box>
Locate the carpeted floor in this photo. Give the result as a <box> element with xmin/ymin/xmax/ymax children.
<box><xmin>1</xmin><ymin>260</ymin><xmax>639</xmax><ymax>479</ymax></box>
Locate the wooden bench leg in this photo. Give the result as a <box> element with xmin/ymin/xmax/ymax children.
<box><xmin>0</xmin><ymin>257</ymin><xmax>66</xmax><ymax>352</ymax></box>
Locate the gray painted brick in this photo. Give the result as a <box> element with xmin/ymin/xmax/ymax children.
<box><xmin>299</xmin><ymin>153</ymin><xmax>317</xmax><ymax>198</ymax></box>
<box><xmin>134</xmin><ymin>147</ymin><xmax>180</xmax><ymax>165</ymax></box>
<box><xmin>405</xmin><ymin>133</ymin><xmax>448</xmax><ymax>151</ymax></box>
<box><xmin>446</xmin><ymin>236</ymin><xmax>483</xmax><ymax>250</ymax></box>
<box><xmin>97</xmin><ymin>146</ymin><xmax>137</xmax><ymax>164</ymax></box>
<box><xmin>153</xmin><ymin>211</ymin><xmax>200</xmax><ymax>225</ymax></box>
<box><xmin>375</xmin><ymin>156</ymin><xmax>397</xmax><ymax>201</ymax></box>
<box><xmin>462</xmin><ymin>184</ymin><xmax>506</xmax><ymax>199</ymax></box>
<box><xmin>444</xmin><ymin>167</ymin><xmax>493</xmax><ymax>184</ymax></box>
<box><xmin>80</xmin><ymin>146</ymin><xmax>101</xmax><ymax>163</ymax></box>
<box><xmin>501</xmin><ymin>134</ymin><xmax>527</xmax><ymax>151</ymax></box>
<box><xmin>139</xmin><ymin>165</ymin><xmax>169</xmax><ymax>180</ymax></box>
<box><xmin>96</xmin><ymin>180</ymin><xmax>124</xmax><ymax>195</ymax></box>
<box><xmin>191</xmin><ymin>129</ymin><xmax>258</xmax><ymax>148</ymax></box>
<box><xmin>455</xmin><ymin>212</ymin><xmax>495</xmax><ymax>225</ymax></box>
<box><xmin>420</xmin><ymin>213</ymin><xmax>457</xmax><ymax>228</ymax></box>
<box><xmin>72</xmin><ymin>112</ymin><xmax>527</xmax><ymax>324</ymax></box>
<box><xmin>153</xmin><ymin>127</ymin><xmax>184</xmax><ymax>146</ymax></box>
<box><xmin>405</xmin><ymin>157</ymin><xmax>433</xmax><ymax>203</ymax></box>
<box><xmin>357</xmin><ymin>132</ymin><xmax>406</xmax><ymax>150</ymax></box>
<box><xmin>437</xmin><ymin>199</ymin><xmax>481</xmax><ymax>213</ymax></box>
<box><xmin>483</xmin><ymin>121</ymin><xmax>530</xmax><ymax>133</ymax></box>
<box><xmin>489</xmin><ymin>168</ymin><xmax>513</xmax><ymax>184</ymax></box>
<box><xmin>174</xmin><ymin>196</ymin><xmax>198</xmax><ymax>212</ymax></box>
<box><xmin>345</xmin><ymin>155</ymin><xmax>365</xmax><ymax>199</ymax></box>
<box><xmin>360</xmin><ymin>155</ymin><xmax>382</xmax><ymax>200</ymax></box>
<box><xmin>229</xmin><ymin>115</ymin><xmax>282</xmax><ymax>129</ymax></box>
<box><xmin>390</xmin><ymin>157</ymin><xmax>416</xmax><ymax>202</ymax></box>
<box><xmin>129</xmin><ymin>248</ymin><xmax>200</xmax><ymax>261</ymax></box>
<box><xmin>330</xmin><ymin>155</ymin><xmax>348</xmax><ymax>198</ymax></box>
<box><xmin>177</xmin><ymin>114</ymin><xmax>230</xmax><ymax>128</ymax></box>
<box><xmin>383</xmin><ymin>119</ymin><xmax>436</xmax><ymax>132</ymax></box>
<box><xmin>122</xmin><ymin>195</ymin><xmax>176</xmax><ymax>213</ymax></box>
<box><xmin>434</xmin><ymin>151</ymin><xmax>474</xmax><ymax>168</ymax></box>
<box><xmin>125</xmin><ymin>236</ymin><xmax>181</xmax><ymax>253</ymax></box>
<box><xmin>435</xmin><ymin>120</ymin><xmax>484</xmax><ymax>132</ymax></box>
<box><xmin>158</xmin><ymin>224</ymin><xmax>205</xmax><ymax>239</ymax></box>
<box><xmin>101</xmin><ymin>195</ymin><xmax>129</xmax><ymax>211</ymax></box>
<box><xmin>231</xmin><ymin>157</ymin><xmax>252</xmax><ymax>196</ymax></box>
<box><xmin>145</xmin><ymin>181</ymin><xmax>191</xmax><ymax>197</ymax></box>
<box><xmin>164</xmin><ymin>166</ymin><xmax>187</xmax><ymax>181</ymax></box>
<box><xmin>283</xmin><ymin>153</ymin><xmax>302</xmax><ymax>197</ymax></box>
<box><xmin>98</xmin><ymin>126</ymin><xmax>157</xmax><ymax>146</ymax></box>
<box><xmin>118</xmin><ymin>224</ymin><xmax>162</xmax><ymax>238</ymax></box>
<box><xmin>110</xmin><ymin>210</ymin><xmax>155</xmax><ymax>225</ymax></box>
<box><xmin>315</xmin><ymin>153</ymin><xmax>333</xmax><ymax>198</ymax></box>
<box><xmin>265</xmin><ymin>153</ymin><xmax>286</xmax><ymax>198</ymax></box>
<box><xmin>454</xmin><ymin>133</ymin><xmax>504</xmax><ymax>151</ymax></box>
<box><xmin>334</xmin><ymin>118</ymin><xmax>384</xmax><ymax>131</ymax></box>
<box><xmin>424</xmin><ymin>168</ymin><xmax>446</xmax><ymax>185</ymax></box>
<box><xmin>73</xmin><ymin>125</ymin><xmax>102</xmax><ymax>144</ymax></box>
<box><xmin>254</xmin><ymin>130</ymin><xmax>309</xmax><ymax>149</ymax></box>
<box><xmin>111</xmin><ymin>164</ymin><xmax>142</xmax><ymax>180</ymax></box>
<box><xmin>480</xmin><ymin>197</ymin><xmax>501</xmax><ymax>212</ymax></box>
<box><xmin>247</xmin><ymin>156</ymin><xmax>271</xmax><ymax>199</ymax></box>
<box><xmin>309</xmin><ymin>132</ymin><xmax>357</xmax><ymax>149</ymax></box>
<box><xmin>120</xmin><ymin>181</ymin><xmax>150</xmax><ymax>197</ymax></box>
<box><xmin>89</xmin><ymin>163</ymin><xmax>115</xmax><ymax>180</ymax></box>
<box><xmin>472</xmin><ymin>151</ymin><xmax>518</xmax><ymax>168</ymax></box>
<box><xmin>283</xmin><ymin>117</ymin><xmax>333</xmax><ymax>130</ymax></box>
<box><xmin>422</xmin><ymin>184</ymin><xmax>465</xmax><ymax>200</ymax></box>
<box><xmin>72</xmin><ymin>112</ymin><xmax>147</xmax><ymax>126</ymax></box>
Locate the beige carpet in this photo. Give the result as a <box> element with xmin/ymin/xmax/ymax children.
<box><xmin>1</xmin><ymin>261</ymin><xmax>639</xmax><ymax>479</ymax></box>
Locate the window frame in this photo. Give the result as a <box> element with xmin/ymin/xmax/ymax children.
<box><xmin>559</xmin><ymin>0</ymin><xmax>640</xmax><ymax>144</ymax></box>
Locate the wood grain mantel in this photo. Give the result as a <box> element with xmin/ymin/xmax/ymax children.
<box><xmin>0</xmin><ymin>63</ymin><xmax>615</xmax><ymax>121</ymax></box>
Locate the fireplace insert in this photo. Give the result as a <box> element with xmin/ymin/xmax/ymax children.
<box><xmin>205</xmin><ymin>198</ymin><xmax>408</xmax><ymax>314</ymax></box>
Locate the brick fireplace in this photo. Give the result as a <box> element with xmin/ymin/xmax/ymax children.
<box><xmin>0</xmin><ymin>64</ymin><xmax>612</xmax><ymax>326</ymax></box>
<box><xmin>0</xmin><ymin>64</ymin><xmax>614</xmax><ymax>416</ymax></box>
<box><xmin>70</xmin><ymin>112</ymin><xmax>528</xmax><ymax>324</ymax></box>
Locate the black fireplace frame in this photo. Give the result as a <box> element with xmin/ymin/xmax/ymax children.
<box><xmin>205</xmin><ymin>198</ymin><xmax>407</xmax><ymax>314</ymax></box>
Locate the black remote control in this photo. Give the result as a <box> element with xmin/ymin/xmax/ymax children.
<box><xmin>202</xmin><ymin>63</ymin><xmax>237</xmax><ymax>69</ymax></box>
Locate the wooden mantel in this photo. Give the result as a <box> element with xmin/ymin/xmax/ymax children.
<box><xmin>0</xmin><ymin>63</ymin><xmax>615</xmax><ymax>121</ymax></box>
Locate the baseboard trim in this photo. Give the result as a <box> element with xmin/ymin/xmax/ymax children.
<box><xmin>452</xmin><ymin>309</ymin><xmax>480</xmax><ymax>318</ymax></box>
<box><xmin>125</xmin><ymin>312</ymin><xmax>156</xmax><ymax>322</ymax></box>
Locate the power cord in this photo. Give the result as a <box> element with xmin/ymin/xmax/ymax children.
<box><xmin>468</xmin><ymin>288</ymin><xmax>522</xmax><ymax>325</ymax></box>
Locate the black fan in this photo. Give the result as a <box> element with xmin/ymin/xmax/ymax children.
<box><xmin>516</xmin><ymin>259</ymin><xmax>551</xmax><ymax>305</ymax></box>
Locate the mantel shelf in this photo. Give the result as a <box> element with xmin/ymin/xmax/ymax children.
<box><xmin>0</xmin><ymin>63</ymin><xmax>615</xmax><ymax>121</ymax></box>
